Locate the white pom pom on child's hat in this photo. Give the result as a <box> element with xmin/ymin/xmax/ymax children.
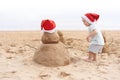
<box><xmin>41</xmin><ymin>19</ymin><xmax>56</xmax><ymax>33</ymax></box>
<box><xmin>82</xmin><ymin>13</ymin><xmax>99</xmax><ymax>24</ymax></box>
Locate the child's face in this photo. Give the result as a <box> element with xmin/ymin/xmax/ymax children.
<box><xmin>82</xmin><ymin>18</ymin><xmax>91</xmax><ymax>27</ymax></box>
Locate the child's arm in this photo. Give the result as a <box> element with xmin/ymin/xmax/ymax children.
<box><xmin>86</xmin><ymin>30</ymin><xmax>97</xmax><ymax>42</ymax></box>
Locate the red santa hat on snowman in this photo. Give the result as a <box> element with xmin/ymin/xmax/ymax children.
<box><xmin>82</xmin><ymin>13</ymin><xmax>99</xmax><ymax>24</ymax></box>
<box><xmin>41</xmin><ymin>19</ymin><xmax>56</xmax><ymax>33</ymax></box>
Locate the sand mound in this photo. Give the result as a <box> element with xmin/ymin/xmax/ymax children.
<box><xmin>33</xmin><ymin>42</ymin><xmax>70</xmax><ymax>67</ymax></box>
<box><xmin>57</xmin><ymin>30</ymin><xmax>65</xmax><ymax>44</ymax></box>
<box><xmin>102</xmin><ymin>35</ymin><xmax>114</xmax><ymax>54</ymax></box>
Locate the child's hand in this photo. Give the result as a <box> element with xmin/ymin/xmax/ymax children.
<box><xmin>86</xmin><ymin>36</ymin><xmax>91</xmax><ymax>42</ymax></box>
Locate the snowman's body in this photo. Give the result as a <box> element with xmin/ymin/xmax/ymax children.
<box><xmin>33</xmin><ymin>19</ymin><xmax>70</xmax><ymax>67</ymax></box>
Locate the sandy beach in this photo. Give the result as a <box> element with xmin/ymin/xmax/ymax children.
<box><xmin>0</xmin><ymin>30</ymin><xmax>120</xmax><ymax>80</ymax></box>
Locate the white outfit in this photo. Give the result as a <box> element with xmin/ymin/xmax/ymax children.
<box><xmin>88</xmin><ymin>24</ymin><xmax>104</xmax><ymax>53</ymax></box>
<box><xmin>88</xmin><ymin>24</ymin><xmax>104</xmax><ymax>45</ymax></box>
<box><xmin>88</xmin><ymin>44</ymin><xmax>103</xmax><ymax>54</ymax></box>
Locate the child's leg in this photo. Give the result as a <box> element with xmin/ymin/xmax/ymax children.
<box><xmin>83</xmin><ymin>52</ymin><xmax>93</xmax><ymax>62</ymax></box>
<box><xmin>85</xmin><ymin>52</ymin><xmax>96</xmax><ymax>62</ymax></box>
<box><xmin>92</xmin><ymin>53</ymin><xmax>96</xmax><ymax>61</ymax></box>
<box><xmin>89</xmin><ymin>51</ymin><xmax>97</xmax><ymax>61</ymax></box>
<box><xmin>88</xmin><ymin>52</ymin><xmax>93</xmax><ymax>60</ymax></box>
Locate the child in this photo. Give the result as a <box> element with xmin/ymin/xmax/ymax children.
<box><xmin>81</xmin><ymin>13</ymin><xmax>105</xmax><ymax>62</ymax></box>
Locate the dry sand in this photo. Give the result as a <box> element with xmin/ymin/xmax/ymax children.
<box><xmin>0</xmin><ymin>30</ymin><xmax>120</xmax><ymax>80</ymax></box>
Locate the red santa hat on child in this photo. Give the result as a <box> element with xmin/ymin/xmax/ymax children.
<box><xmin>82</xmin><ymin>13</ymin><xmax>99</xmax><ymax>24</ymax></box>
<box><xmin>41</xmin><ymin>19</ymin><xmax>56</xmax><ymax>33</ymax></box>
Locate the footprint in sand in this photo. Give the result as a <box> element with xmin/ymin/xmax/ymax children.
<box><xmin>0</xmin><ymin>43</ymin><xmax>2</xmax><ymax>46</ymax></box>
<box><xmin>59</xmin><ymin>72</ymin><xmax>71</xmax><ymax>77</ymax></box>
<box><xmin>66</xmin><ymin>38</ymin><xmax>74</xmax><ymax>45</ymax></box>
<box><xmin>6</xmin><ymin>48</ymin><xmax>16</xmax><ymax>53</ymax></box>
<box><xmin>10</xmin><ymin>44</ymin><xmax>16</xmax><ymax>47</ymax></box>
<box><xmin>70</xmin><ymin>57</ymin><xmax>81</xmax><ymax>64</ymax></box>
<box><xmin>39</xmin><ymin>74</ymin><xmax>50</xmax><ymax>79</ymax></box>
<box><xmin>6</xmin><ymin>56</ymin><xmax>13</xmax><ymax>59</ymax></box>
<box><xmin>5</xmin><ymin>45</ymin><xmax>26</xmax><ymax>54</ymax></box>
<box><xmin>0</xmin><ymin>71</ymin><xmax>19</xmax><ymax>80</ymax></box>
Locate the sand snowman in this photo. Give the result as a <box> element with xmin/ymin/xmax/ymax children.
<box><xmin>33</xmin><ymin>19</ymin><xmax>70</xmax><ymax>67</ymax></box>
